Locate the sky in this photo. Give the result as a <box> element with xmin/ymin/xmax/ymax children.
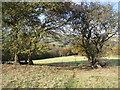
<box><xmin>39</xmin><ymin>1</ymin><xmax>119</xmax><ymax>22</ymax></box>
<box><xmin>72</xmin><ymin>0</ymin><xmax>119</xmax><ymax>11</ymax></box>
<box><xmin>72</xmin><ymin>0</ymin><xmax>120</xmax><ymax>2</ymax></box>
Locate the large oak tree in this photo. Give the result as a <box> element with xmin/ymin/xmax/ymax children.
<box><xmin>66</xmin><ymin>2</ymin><xmax>118</xmax><ymax>68</ymax></box>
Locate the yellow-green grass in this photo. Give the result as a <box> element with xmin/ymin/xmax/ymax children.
<box><xmin>33</xmin><ymin>56</ymin><xmax>87</xmax><ymax>64</ymax></box>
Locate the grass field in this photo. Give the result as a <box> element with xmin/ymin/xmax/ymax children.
<box><xmin>2</xmin><ymin>56</ymin><xmax>119</xmax><ymax>88</ymax></box>
<box><xmin>33</xmin><ymin>56</ymin><xmax>119</xmax><ymax>66</ymax></box>
<box><xmin>33</xmin><ymin>56</ymin><xmax>88</xmax><ymax>64</ymax></box>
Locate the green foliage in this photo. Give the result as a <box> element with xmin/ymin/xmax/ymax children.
<box><xmin>2</xmin><ymin>2</ymin><xmax>71</xmax><ymax>64</ymax></box>
<box><xmin>31</xmin><ymin>44</ymin><xmax>50</xmax><ymax>59</ymax></box>
<box><xmin>2</xmin><ymin>2</ymin><xmax>43</xmax><ymax>64</ymax></box>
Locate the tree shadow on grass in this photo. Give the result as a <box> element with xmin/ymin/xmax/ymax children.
<box><xmin>34</xmin><ymin>58</ymin><xmax>119</xmax><ymax>70</ymax></box>
<box><xmin>105</xmin><ymin>59</ymin><xmax>119</xmax><ymax>66</ymax></box>
<box><xmin>3</xmin><ymin>58</ymin><xmax>119</xmax><ymax>71</ymax></box>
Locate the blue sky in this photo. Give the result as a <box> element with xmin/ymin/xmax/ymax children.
<box><xmin>72</xmin><ymin>0</ymin><xmax>119</xmax><ymax>2</ymax></box>
<box><xmin>72</xmin><ymin>0</ymin><xmax>119</xmax><ymax>11</ymax></box>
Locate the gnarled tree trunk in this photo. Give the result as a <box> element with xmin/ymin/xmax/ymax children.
<box><xmin>28</xmin><ymin>52</ymin><xmax>33</xmax><ymax>65</ymax></box>
<box><xmin>14</xmin><ymin>53</ymin><xmax>20</xmax><ymax>64</ymax></box>
<box><xmin>88</xmin><ymin>56</ymin><xmax>106</xmax><ymax>69</ymax></box>
<box><xmin>24</xmin><ymin>54</ymin><xmax>28</xmax><ymax>64</ymax></box>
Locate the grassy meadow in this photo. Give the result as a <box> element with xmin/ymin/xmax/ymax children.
<box><xmin>2</xmin><ymin>56</ymin><xmax>119</xmax><ymax>88</ymax></box>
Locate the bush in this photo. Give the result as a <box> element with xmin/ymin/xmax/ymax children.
<box><xmin>2</xmin><ymin>45</ymin><xmax>14</xmax><ymax>63</ymax></box>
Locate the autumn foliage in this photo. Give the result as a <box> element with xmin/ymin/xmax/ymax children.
<box><xmin>72</xmin><ymin>40</ymin><xmax>86</xmax><ymax>56</ymax></box>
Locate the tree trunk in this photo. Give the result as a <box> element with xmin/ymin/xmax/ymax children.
<box><xmin>24</xmin><ymin>55</ymin><xmax>28</xmax><ymax>64</ymax></box>
<box><xmin>88</xmin><ymin>57</ymin><xmax>105</xmax><ymax>69</ymax></box>
<box><xmin>28</xmin><ymin>53</ymin><xmax>34</xmax><ymax>65</ymax></box>
<box><xmin>25</xmin><ymin>59</ymin><xmax>28</xmax><ymax>64</ymax></box>
<box><xmin>92</xmin><ymin>59</ymin><xmax>99</xmax><ymax>69</ymax></box>
<box><xmin>88</xmin><ymin>56</ymin><xmax>94</xmax><ymax>68</ymax></box>
<box><xmin>14</xmin><ymin>53</ymin><xmax>20</xmax><ymax>64</ymax></box>
<box><xmin>94</xmin><ymin>60</ymin><xmax>106</xmax><ymax>68</ymax></box>
<box><xmin>87</xmin><ymin>55</ymin><xmax>99</xmax><ymax>69</ymax></box>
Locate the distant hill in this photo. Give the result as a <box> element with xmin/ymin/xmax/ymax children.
<box><xmin>38</xmin><ymin>36</ymin><xmax>71</xmax><ymax>47</ymax></box>
<box><xmin>38</xmin><ymin>35</ymin><xmax>118</xmax><ymax>48</ymax></box>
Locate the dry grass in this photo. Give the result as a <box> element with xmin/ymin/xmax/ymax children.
<box><xmin>2</xmin><ymin>64</ymin><xmax>118</xmax><ymax>88</ymax></box>
<box><xmin>2</xmin><ymin>56</ymin><xmax>119</xmax><ymax>88</ymax></box>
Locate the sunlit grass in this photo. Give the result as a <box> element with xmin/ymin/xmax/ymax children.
<box><xmin>33</xmin><ymin>56</ymin><xmax>88</xmax><ymax>64</ymax></box>
<box><xmin>33</xmin><ymin>55</ymin><xmax>119</xmax><ymax>66</ymax></box>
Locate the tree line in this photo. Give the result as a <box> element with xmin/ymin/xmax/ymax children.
<box><xmin>2</xmin><ymin>1</ymin><xmax>118</xmax><ymax>68</ymax></box>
